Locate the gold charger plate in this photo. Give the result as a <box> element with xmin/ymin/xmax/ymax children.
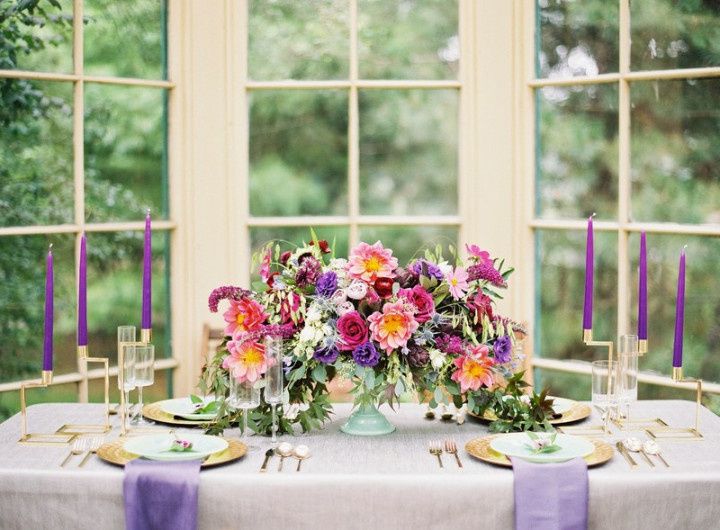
<box><xmin>465</xmin><ymin>434</ymin><xmax>613</xmax><ymax>468</ymax></box>
<box><xmin>468</xmin><ymin>399</ymin><xmax>592</xmax><ymax>426</ymax></box>
<box><xmin>142</xmin><ymin>400</ymin><xmax>218</xmax><ymax>427</ymax></box>
<box><xmin>97</xmin><ymin>438</ymin><xmax>247</xmax><ymax>468</ymax></box>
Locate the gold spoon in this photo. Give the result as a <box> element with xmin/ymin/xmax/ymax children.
<box><xmin>276</xmin><ymin>442</ymin><xmax>293</xmax><ymax>472</ymax></box>
<box><xmin>293</xmin><ymin>444</ymin><xmax>310</xmax><ymax>471</ymax></box>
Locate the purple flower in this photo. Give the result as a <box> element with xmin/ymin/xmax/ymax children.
<box><xmin>296</xmin><ymin>256</ymin><xmax>322</xmax><ymax>287</ymax></box>
<box><xmin>410</xmin><ymin>259</ymin><xmax>444</xmax><ymax>281</ymax></box>
<box><xmin>315</xmin><ymin>271</ymin><xmax>338</xmax><ymax>298</ymax></box>
<box><xmin>352</xmin><ymin>342</ymin><xmax>380</xmax><ymax>368</ymax></box>
<box><xmin>314</xmin><ymin>345</ymin><xmax>339</xmax><ymax>364</ymax></box>
<box><xmin>435</xmin><ymin>334</ymin><xmax>465</xmax><ymax>355</ymax></box>
<box><xmin>208</xmin><ymin>285</ymin><xmax>251</xmax><ymax>312</ymax></box>
<box><xmin>467</xmin><ymin>262</ymin><xmax>506</xmax><ymax>287</ymax></box>
<box><xmin>494</xmin><ymin>335</ymin><xmax>512</xmax><ymax>363</ymax></box>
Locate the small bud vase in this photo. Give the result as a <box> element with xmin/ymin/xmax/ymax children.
<box><xmin>340</xmin><ymin>401</ymin><xmax>395</xmax><ymax>436</ymax></box>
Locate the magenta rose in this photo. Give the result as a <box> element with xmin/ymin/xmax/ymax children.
<box><xmin>337</xmin><ymin>311</ymin><xmax>369</xmax><ymax>351</ymax></box>
<box><xmin>398</xmin><ymin>285</ymin><xmax>435</xmax><ymax>323</ymax></box>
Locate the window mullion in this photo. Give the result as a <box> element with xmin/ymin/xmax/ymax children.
<box><xmin>348</xmin><ymin>0</ymin><xmax>360</xmax><ymax>248</ymax></box>
<box><xmin>617</xmin><ymin>0</ymin><xmax>631</xmax><ymax>336</ymax></box>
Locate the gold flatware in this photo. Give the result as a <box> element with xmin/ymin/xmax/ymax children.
<box><xmin>429</xmin><ymin>440</ymin><xmax>444</xmax><ymax>469</ymax></box>
<box><xmin>79</xmin><ymin>436</ymin><xmax>104</xmax><ymax>467</ymax></box>
<box><xmin>643</xmin><ymin>440</ymin><xmax>669</xmax><ymax>468</ymax></box>
<box><xmin>61</xmin><ymin>437</ymin><xmax>88</xmax><ymax>467</ymax></box>
<box><xmin>293</xmin><ymin>445</ymin><xmax>310</xmax><ymax>471</ymax></box>
<box><xmin>444</xmin><ymin>439</ymin><xmax>462</xmax><ymax>468</ymax></box>
<box><xmin>259</xmin><ymin>449</ymin><xmax>274</xmax><ymax>473</ymax></box>
<box><xmin>276</xmin><ymin>442</ymin><xmax>293</xmax><ymax>472</ymax></box>
<box><xmin>615</xmin><ymin>441</ymin><xmax>637</xmax><ymax>469</ymax></box>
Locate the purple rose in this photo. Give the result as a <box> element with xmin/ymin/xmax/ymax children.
<box><xmin>337</xmin><ymin>311</ymin><xmax>369</xmax><ymax>351</ymax></box>
<box><xmin>314</xmin><ymin>345</ymin><xmax>339</xmax><ymax>364</ymax></box>
<box><xmin>398</xmin><ymin>285</ymin><xmax>435</xmax><ymax>323</ymax></box>
<box><xmin>352</xmin><ymin>342</ymin><xmax>380</xmax><ymax>368</ymax></box>
<box><xmin>410</xmin><ymin>259</ymin><xmax>444</xmax><ymax>281</ymax></box>
<box><xmin>494</xmin><ymin>335</ymin><xmax>512</xmax><ymax>363</ymax></box>
<box><xmin>315</xmin><ymin>271</ymin><xmax>338</xmax><ymax>298</ymax></box>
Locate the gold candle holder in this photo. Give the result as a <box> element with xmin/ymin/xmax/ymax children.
<box><xmin>582</xmin><ymin>328</ymin><xmax>615</xmax><ymax>434</ymax></box>
<box><xmin>56</xmin><ymin>346</ymin><xmax>111</xmax><ymax>436</ymax></box>
<box><xmin>19</xmin><ymin>370</ymin><xmax>75</xmax><ymax>445</ymax></box>
<box><xmin>638</xmin><ymin>338</ymin><xmax>648</xmax><ymax>356</ymax></box>
<box><xmin>140</xmin><ymin>328</ymin><xmax>152</xmax><ymax>344</ymax></box>
<box><xmin>646</xmin><ymin>367</ymin><xmax>703</xmax><ymax>441</ymax></box>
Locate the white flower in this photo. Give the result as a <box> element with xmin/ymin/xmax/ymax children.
<box><xmin>299</xmin><ymin>325</ymin><xmax>317</xmax><ymax>342</ymax></box>
<box><xmin>429</xmin><ymin>348</ymin><xmax>446</xmax><ymax>370</ymax></box>
<box><xmin>329</xmin><ymin>258</ymin><xmax>348</xmax><ymax>270</ymax></box>
<box><xmin>306</xmin><ymin>304</ymin><xmax>323</xmax><ymax>323</ymax></box>
<box><xmin>283</xmin><ymin>402</ymin><xmax>309</xmax><ymax>421</ymax></box>
<box><xmin>346</xmin><ymin>280</ymin><xmax>368</xmax><ymax>300</ymax></box>
<box><xmin>436</xmin><ymin>261</ymin><xmax>453</xmax><ymax>277</ymax></box>
<box><xmin>336</xmin><ymin>301</ymin><xmax>355</xmax><ymax>316</ymax></box>
<box><xmin>331</xmin><ymin>289</ymin><xmax>348</xmax><ymax>305</ymax></box>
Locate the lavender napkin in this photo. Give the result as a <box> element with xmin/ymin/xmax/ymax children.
<box><xmin>511</xmin><ymin>457</ymin><xmax>588</xmax><ymax>530</ymax></box>
<box><xmin>123</xmin><ymin>458</ymin><xmax>202</xmax><ymax>530</ymax></box>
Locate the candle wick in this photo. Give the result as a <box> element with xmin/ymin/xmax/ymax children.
<box><xmin>146</xmin><ymin>208</ymin><xmax>151</xmax><ymax>216</ymax></box>
<box><xmin>48</xmin><ymin>243</ymin><xmax>53</xmax><ymax>251</ymax></box>
<box><xmin>590</xmin><ymin>212</ymin><xmax>597</xmax><ymax>219</ymax></box>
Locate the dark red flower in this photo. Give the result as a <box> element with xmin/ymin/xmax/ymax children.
<box><xmin>309</xmin><ymin>239</ymin><xmax>331</xmax><ymax>254</ymax></box>
<box><xmin>468</xmin><ymin>292</ymin><xmax>494</xmax><ymax>321</ymax></box>
<box><xmin>374</xmin><ymin>277</ymin><xmax>394</xmax><ymax>299</ymax></box>
<box><xmin>280</xmin><ymin>251</ymin><xmax>292</xmax><ymax>265</ymax></box>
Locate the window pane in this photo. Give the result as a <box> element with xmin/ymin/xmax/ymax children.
<box><xmin>84</xmin><ymin>0</ymin><xmax>166</xmax><ymax>79</ymax></box>
<box><xmin>248</xmin><ymin>0</ymin><xmax>349</xmax><ymax>80</ymax></box>
<box><xmin>536</xmin><ymin>0</ymin><xmax>619</xmax><ymax>78</ymax></box>
<box><xmin>631</xmin><ymin>0</ymin><xmax>720</xmax><ymax>71</ymax></box>
<box><xmin>249</xmin><ymin>226</ymin><xmax>350</xmax><ymax>281</ymax></box>
<box><xmin>84</xmin><ymin>84</ymin><xmax>167</xmax><ymax>223</ymax></box>
<box><xmin>250</xmin><ymin>91</ymin><xmax>348</xmax><ymax>216</ymax></box>
<box><xmin>630</xmin><ymin>79</ymin><xmax>720</xmax><ymax>224</ymax></box>
<box><xmin>0</xmin><ymin>80</ymin><xmax>73</xmax><ymax>227</ymax></box>
<box><xmin>535</xmin><ymin>230</ymin><xmax>617</xmax><ymax>361</ymax></box>
<box><xmin>536</xmin><ymin>84</ymin><xmax>618</xmax><ymax>220</ymax></box>
<box><xmin>533</xmin><ymin>368</ymin><xmax>590</xmax><ymax>401</ymax></box>
<box><xmin>2</xmin><ymin>0</ymin><xmax>73</xmax><ymax>73</ymax></box>
<box><xmin>359</xmin><ymin>89</ymin><xmax>458</xmax><ymax>216</ymax></box>
<box><xmin>0</xmin><ymin>383</ymin><xmax>78</xmax><ymax>423</ymax></box>
<box><xmin>629</xmin><ymin>233</ymin><xmax>720</xmax><ymax>383</ymax></box>
<box><xmin>0</xmin><ymin>234</ymin><xmax>76</xmax><ymax>382</ymax></box>
<box><xmin>358</xmin><ymin>226</ymin><xmax>457</xmax><ymax>264</ymax></box>
<box><xmin>358</xmin><ymin>0</ymin><xmax>458</xmax><ymax>80</ymax></box>
<box><xmin>85</xmin><ymin>231</ymin><xmax>171</xmax><ymax>363</ymax></box>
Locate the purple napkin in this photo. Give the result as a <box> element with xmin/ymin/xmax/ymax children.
<box><xmin>123</xmin><ymin>458</ymin><xmax>202</xmax><ymax>530</ymax></box>
<box><xmin>511</xmin><ymin>457</ymin><xmax>588</xmax><ymax>530</ymax></box>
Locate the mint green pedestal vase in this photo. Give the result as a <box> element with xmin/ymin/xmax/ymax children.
<box><xmin>340</xmin><ymin>403</ymin><xmax>395</xmax><ymax>436</ymax></box>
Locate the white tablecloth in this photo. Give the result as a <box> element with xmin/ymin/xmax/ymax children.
<box><xmin>0</xmin><ymin>400</ymin><xmax>719</xmax><ymax>529</ymax></box>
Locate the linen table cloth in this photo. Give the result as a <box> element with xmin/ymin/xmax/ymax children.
<box><xmin>0</xmin><ymin>401</ymin><xmax>719</xmax><ymax>530</ymax></box>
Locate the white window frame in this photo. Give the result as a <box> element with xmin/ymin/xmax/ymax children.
<box><xmin>517</xmin><ymin>0</ymin><xmax>720</xmax><ymax>394</ymax></box>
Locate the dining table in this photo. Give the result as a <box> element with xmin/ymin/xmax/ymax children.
<box><xmin>0</xmin><ymin>400</ymin><xmax>719</xmax><ymax>529</ymax></box>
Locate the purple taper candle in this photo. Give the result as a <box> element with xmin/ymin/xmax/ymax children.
<box><xmin>142</xmin><ymin>209</ymin><xmax>152</xmax><ymax>330</ymax></box>
<box><xmin>43</xmin><ymin>245</ymin><xmax>54</xmax><ymax>371</ymax></box>
<box><xmin>78</xmin><ymin>233</ymin><xmax>88</xmax><ymax>346</ymax></box>
<box><xmin>582</xmin><ymin>214</ymin><xmax>595</xmax><ymax>331</ymax></box>
<box><xmin>672</xmin><ymin>247</ymin><xmax>686</xmax><ymax>368</ymax></box>
<box><xmin>638</xmin><ymin>232</ymin><xmax>648</xmax><ymax>340</ymax></box>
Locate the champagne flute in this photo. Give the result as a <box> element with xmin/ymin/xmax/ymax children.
<box><xmin>264</xmin><ymin>336</ymin><xmax>284</xmax><ymax>445</ymax></box>
<box><xmin>117</xmin><ymin>326</ymin><xmax>136</xmax><ymax>427</ymax></box>
<box><xmin>131</xmin><ymin>344</ymin><xmax>155</xmax><ymax>426</ymax></box>
<box><xmin>228</xmin><ymin>378</ymin><xmax>260</xmax><ymax>450</ymax></box>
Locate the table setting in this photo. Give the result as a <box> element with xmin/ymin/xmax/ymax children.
<box><xmin>2</xmin><ymin>231</ymin><xmax>720</xmax><ymax>530</ymax></box>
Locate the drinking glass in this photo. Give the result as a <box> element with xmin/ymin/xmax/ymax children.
<box><xmin>130</xmin><ymin>344</ymin><xmax>155</xmax><ymax>426</ymax></box>
<box><xmin>117</xmin><ymin>326</ymin><xmax>136</xmax><ymax>426</ymax></box>
<box><xmin>228</xmin><ymin>378</ymin><xmax>260</xmax><ymax>450</ymax></box>
<box><xmin>264</xmin><ymin>336</ymin><xmax>284</xmax><ymax>445</ymax></box>
<box><xmin>591</xmin><ymin>360</ymin><xmax>619</xmax><ymax>432</ymax></box>
<box><xmin>617</xmin><ymin>334</ymin><xmax>639</xmax><ymax>425</ymax></box>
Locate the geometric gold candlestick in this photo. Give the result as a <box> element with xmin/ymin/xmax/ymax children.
<box><xmin>583</xmin><ymin>328</ymin><xmax>615</xmax><ymax>434</ymax></box>
<box><xmin>645</xmin><ymin>366</ymin><xmax>703</xmax><ymax>441</ymax></box>
<box><xmin>19</xmin><ymin>370</ymin><xmax>76</xmax><ymax>445</ymax></box>
<box><xmin>56</xmin><ymin>346</ymin><xmax>111</xmax><ymax>436</ymax></box>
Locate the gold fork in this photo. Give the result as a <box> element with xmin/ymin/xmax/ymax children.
<box><xmin>429</xmin><ymin>441</ymin><xmax>444</xmax><ymax>468</ymax></box>
<box><xmin>78</xmin><ymin>436</ymin><xmax>104</xmax><ymax>467</ymax></box>
<box><xmin>61</xmin><ymin>437</ymin><xmax>88</xmax><ymax>467</ymax></box>
<box><xmin>444</xmin><ymin>439</ymin><xmax>463</xmax><ymax>468</ymax></box>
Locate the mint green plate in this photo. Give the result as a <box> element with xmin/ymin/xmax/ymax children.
<box><xmin>159</xmin><ymin>397</ymin><xmax>219</xmax><ymax>421</ymax></box>
<box><xmin>489</xmin><ymin>433</ymin><xmax>594</xmax><ymax>463</ymax></box>
<box><xmin>123</xmin><ymin>434</ymin><xmax>228</xmax><ymax>461</ymax></box>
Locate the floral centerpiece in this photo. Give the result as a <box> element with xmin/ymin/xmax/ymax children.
<box><xmin>200</xmin><ymin>235</ymin><xmax>552</xmax><ymax>436</ymax></box>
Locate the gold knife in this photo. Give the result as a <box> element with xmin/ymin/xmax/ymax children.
<box><xmin>616</xmin><ymin>442</ymin><xmax>638</xmax><ymax>469</ymax></box>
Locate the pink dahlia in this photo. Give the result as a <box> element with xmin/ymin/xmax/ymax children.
<box><xmin>398</xmin><ymin>285</ymin><xmax>435</xmax><ymax>323</ymax></box>
<box><xmin>223</xmin><ymin>298</ymin><xmax>267</xmax><ymax>336</ymax></box>
<box><xmin>347</xmin><ymin>241</ymin><xmax>398</xmax><ymax>284</ymax></box>
<box><xmin>367</xmin><ymin>300</ymin><xmax>419</xmax><ymax>354</ymax></box>
<box><xmin>446</xmin><ymin>267</ymin><xmax>469</xmax><ymax>300</ymax></box>
<box><xmin>223</xmin><ymin>337</ymin><xmax>269</xmax><ymax>384</ymax></box>
<box><xmin>451</xmin><ymin>345</ymin><xmax>495</xmax><ymax>393</ymax></box>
